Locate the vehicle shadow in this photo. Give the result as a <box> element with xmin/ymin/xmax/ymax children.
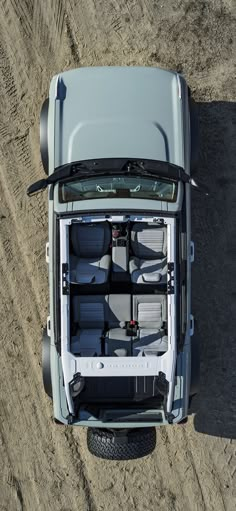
<box><xmin>190</xmin><ymin>100</ymin><xmax>236</xmax><ymax>439</ymax></box>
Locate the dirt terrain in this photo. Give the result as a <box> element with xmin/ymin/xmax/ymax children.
<box><xmin>0</xmin><ymin>1</ymin><xmax>235</xmax><ymax>510</ymax></box>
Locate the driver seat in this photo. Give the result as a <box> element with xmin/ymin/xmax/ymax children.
<box><xmin>70</xmin><ymin>222</ymin><xmax>111</xmax><ymax>284</ymax></box>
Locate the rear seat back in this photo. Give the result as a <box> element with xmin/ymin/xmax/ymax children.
<box><xmin>106</xmin><ymin>294</ymin><xmax>131</xmax><ymax>327</ymax></box>
<box><xmin>72</xmin><ymin>294</ymin><xmax>167</xmax><ymax>358</ymax></box>
<box><xmin>73</xmin><ymin>294</ymin><xmax>131</xmax><ymax>329</ymax></box>
<box><xmin>73</xmin><ymin>294</ymin><xmax>166</xmax><ymax>331</ymax></box>
<box><xmin>133</xmin><ymin>295</ymin><xmax>166</xmax><ymax>330</ymax></box>
<box><xmin>73</xmin><ymin>295</ymin><xmax>107</xmax><ymax>329</ymax></box>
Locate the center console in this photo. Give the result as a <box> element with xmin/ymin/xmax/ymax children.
<box><xmin>112</xmin><ymin>224</ymin><xmax>129</xmax><ymax>273</ymax></box>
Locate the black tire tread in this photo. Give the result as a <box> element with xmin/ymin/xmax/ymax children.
<box><xmin>87</xmin><ymin>427</ymin><xmax>156</xmax><ymax>460</ymax></box>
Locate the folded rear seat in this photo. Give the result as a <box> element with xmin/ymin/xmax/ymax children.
<box><xmin>71</xmin><ymin>295</ymin><xmax>132</xmax><ymax>357</ymax></box>
<box><xmin>71</xmin><ymin>295</ymin><xmax>107</xmax><ymax>356</ymax></box>
<box><xmin>132</xmin><ymin>295</ymin><xmax>168</xmax><ymax>356</ymax></box>
<box><xmin>105</xmin><ymin>295</ymin><xmax>132</xmax><ymax>356</ymax></box>
<box><xmin>70</xmin><ymin>222</ymin><xmax>111</xmax><ymax>284</ymax></box>
<box><xmin>129</xmin><ymin>223</ymin><xmax>167</xmax><ymax>284</ymax></box>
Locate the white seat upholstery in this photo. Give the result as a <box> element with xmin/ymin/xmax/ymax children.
<box><xmin>129</xmin><ymin>223</ymin><xmax>167</xmax><ymax>284</ymax></box>
<box><xmin>132</xmin><ymin>295</ymin><xmax>168</xmax><ymax>356</ymax></box>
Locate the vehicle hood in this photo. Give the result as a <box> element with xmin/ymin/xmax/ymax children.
<box><xmin>49</xmin><ymin>67</ymin><xmax>185</xmax><ymax>169</ymax></box>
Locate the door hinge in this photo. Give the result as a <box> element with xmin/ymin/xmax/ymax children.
<box><xmin>190</xmin><ymin>241</ymin><xmax>195</xmax><ymax>263</ymax></box>
<box><xmin>190</xmin><ymin>314</ymin><xmax>194</xmax><ymax>336</ymax></box>
<box><xmin>167</xmin><ymin>262</ymin><xmax>175</xmax><ymax>294</ymax></box>
<box><xmin>47</xmin><ymin>316</ymin><xmax>51</xmax><ymax>337</ymax></box>
<box><xmin>62</xmin><ymin>263</ymin><xmax>70</xmax><ymax>295</ymax></box>
<box><xmin>45</xmin><ymin>242</ymin><xmax>49</xmax><ymax>264</ymax></box>
<box><xmin>153</xmin><ymin>217</ymin><xmax>164</xmax><ymax>225</ymax></box>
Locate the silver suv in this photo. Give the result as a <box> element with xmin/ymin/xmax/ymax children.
<box><xmin>27</xmin><ymin>67</ymin><xmax>200</xmax><ymax>460</ymax></box>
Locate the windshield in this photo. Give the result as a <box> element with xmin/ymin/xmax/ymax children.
<box><xmin>59</xmin><ymin>175</ymin><xmax>178</xmax><ymax>203</ymax></box>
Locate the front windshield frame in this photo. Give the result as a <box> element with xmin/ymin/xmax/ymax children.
<box><xmin>58</xmin><ymin>173</ymin><xmax>178</xmax><ymax>203</ymax></box>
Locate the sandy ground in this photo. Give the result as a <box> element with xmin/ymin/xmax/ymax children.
<box><xmin>0</xmin><ymin>1</ymin><xmax>235</xmax><ymax>510</ymax></box>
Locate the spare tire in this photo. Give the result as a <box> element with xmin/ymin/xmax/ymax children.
<box><xmin>42</xmin><ymin>327</ymin><xmax>52</xmax><ymax>398</ymax></box>
<box><xmin>40</xmin><ymin>98</ymin><xmax>49</xmax><ymax>175</ymax></box>
<box><xmin>87</xmin><ymin>427</ymin><xmax>156</xmax><ymax>460</ymax></box>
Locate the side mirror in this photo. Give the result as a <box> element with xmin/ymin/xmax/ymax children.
<box><xmin>27</xmin><ymin>179</ymin><xmax>47</xmax><ymax>196</ymax></box>
<box><xmin>190</xmin><ymin>177</ymin><xmax>209</xmax><ymax>196</ymax></box>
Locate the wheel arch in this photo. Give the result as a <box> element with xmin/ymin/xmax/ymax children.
<box><xmin>42</xmin><ymin>327</ymin><xmax>52</xmax><ymax>398</ymax></box>
<box><xmin>40</xmin><ymin>98</ymin><xmax>49</xmax><ymax>175</ymax></box>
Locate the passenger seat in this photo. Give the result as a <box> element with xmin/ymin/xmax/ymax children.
<box><xmin>129</xmin><ymin>223</ymin><xmax>167</xmax><ymax>284</ymax></box>
<box><xmin>70</xmin><ymin>222</ymin><xmax>111</xmax><ymax>284</ymax></box>
<box><xmin>132</xmin><ymin>295</ymin><xmax>168</xmax><ymax>356</ymax></box>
